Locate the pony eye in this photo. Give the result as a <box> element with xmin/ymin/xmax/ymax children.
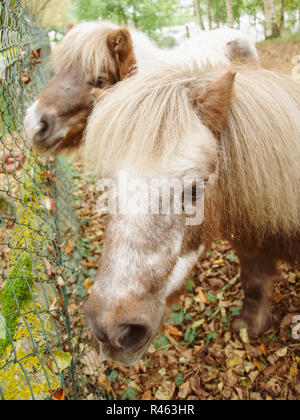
<box><xmin>89</xmin><ymin>76</ymin><xmax>107</xmax><ymax>88</ymax></box>
<box><xmin>183</xmin><ymin>179</ymin><xmax>207</xmax><ymax>205</ymax></box>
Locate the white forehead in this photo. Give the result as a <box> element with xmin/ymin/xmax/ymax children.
<box><xmin>166</xmin><ymin>120</ymin><xmax>217</xmax><ymax>178</ymax></box>
<box><xmin>106</xmin><ymin>116</ymin><xmax>217</xmax><ymax>181</ymax></box>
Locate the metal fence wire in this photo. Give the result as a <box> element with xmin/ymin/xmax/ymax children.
<box><xmin>0</xmin><ymin>0</ymin><xmax>113</xmax><ymax>400</ymax></box>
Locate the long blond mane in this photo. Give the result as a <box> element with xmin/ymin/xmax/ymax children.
<box><xmin>52</xmin><ymin>22</ymin><xmax>117</xmax><ymax>79</ymax></box>
<box><xmin>84</xmin><ymin>62</ymin><xmax>300</xmax><ymax>238</ymax></box>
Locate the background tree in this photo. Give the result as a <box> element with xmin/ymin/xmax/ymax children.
<box><xmin>262</xmin><ymin>0</ymin><xmax>280</xmax><ymax>38</ymax></box>
<box><xmin>226</xmin><ymin>0</ymin><xmax>234</xmax><ymax>27</ymax></box>
<box><xmin>194</xmin><ymin>0</ymin><xmax>205</xmax><ymax>30</ymax></box>
<box><xmin>206</xmin><ymin>0</ymin><xmax>212</xmax><ymax>29</ymax></box>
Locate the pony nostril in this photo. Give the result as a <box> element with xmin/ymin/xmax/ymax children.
<box><xmin>94</xmin><ymin>328</ymin><xmax>109</xmax><ymax>344</ymax></box>
<box><xmin>33</xmin><ymin>115</ymin><xmax>52</xmax><ymax>142</ymax></box>
<box><xmin>40</xmin><ymin>120</ymin><xmax>49</xmax><ymax>133</ymax></box>
<box><xmin>115</xmin><ymin>323</ymin><xmax>150</xmax><ymax>351</ymax></box>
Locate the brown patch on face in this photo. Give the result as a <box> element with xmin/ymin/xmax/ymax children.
<box><xmin>226</xmin><ymin>39</ymin><xmax>259</xmax><ymax>65</ymax></box>
<box><xmin>190</xmin><ymin>71</ymin><xmax>236</xmax><ymax>137</ymax></box>
<box><xmin>65</xmin><ymin>23</ymin><xmax>75</xmax><ymax>34</ymax></box>
<box><xmin>107</xmin><ymin>28</ymin><xmax>137</xmax><ymax>81</ymax></box>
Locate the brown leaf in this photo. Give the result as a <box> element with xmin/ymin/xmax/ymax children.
<box><xmin>155</xmin><ymin>381</ymin><xmax>176</xmax><ymax>400</ymax></box>
<box><xmin>245</xmin><ymin>343</ymin><xmax>261</xmax><ymax>359</ymax></box>
<box><xmin>20</xmin><ymin>69</ymin><xmax>31</xmax><ymax>84</ymax></box>
<box><xmin>82</xmin><ymin>349</ymin><xmax>101</xmax><ymax>376</ymax></box>
<box><xmin>257</xmin><ymin>343</ymin><xmax>268</xmax><ymax>357</ymax></box>
<box><xmin>141</xmin><ymin>390</ymin><xmax>152</xmax><ymax>400</ymax></box>
<box><xmin>178</xmin><ymin>381</ymin><xmax>191</xmax><ymax>399</ymax></box>
<box><xmin>190</xmin><ymin>375</ymin><xmax>202</xmax><ymax>397</ymax></box>
<box><xmin>31</xmin><ymin>48</ymin><xmax>42</xmax><ymax>59</ymax></box>
<box><xmin>167</xmin><ymin>325</ymin><xmax>183</xmax><ymax>337</ymax></box>
<box><xmin>265</xmin><ymin>378</ymin><xmax>282</xmax><ymax>396</ymax></box>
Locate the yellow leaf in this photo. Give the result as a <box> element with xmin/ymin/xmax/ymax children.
<box><xmin>226</xmin><ymin>355</ymin><xmax>244</xmax><ymax>369</ymax></box>
<box><xmin>253</xmin><ymin>358</ymin><xmax>263</xmax><ymax>372</ymax></box>
<box><xmin>239</xmin><ymin>328</ymin><xmax>249</xmax><ymax>344</ymax></box>
<box><xmin>289</xmin><ymin>363</ymin><xmax>299</xmax><ymax>378</ymax></box>
<box><xmin>85</xmin><ymin>277</ymin><xmax>93</xmax><ymax>292</ymax></box>
<box><xmin>48</xmin><ymin>351</ymin><xmax>72</xmax><ymax>374</ymax></box>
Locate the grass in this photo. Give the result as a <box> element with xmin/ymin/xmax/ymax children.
<box><xmin>257</xmin><ymin>31</ymin><xmax>300</xmax><ymax>45</ymax></box>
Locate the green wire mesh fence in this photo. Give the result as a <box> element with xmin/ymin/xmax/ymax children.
<box><xmin>0</xmin><ymin>0</ymin><xmax>114</xmax><ymax>400</ymax></box>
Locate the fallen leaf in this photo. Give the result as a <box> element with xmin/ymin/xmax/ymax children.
<box><xmin>141</xmin><ymin>390</ymin><xmax>152</xmax><ymax>400</ymax></box>
<box><xmin>31</xmin><ymin>48</ymin><xmax>42</xmax><ymax>59</ymax></box>
<box><xmin>167</xmin><ymin>325</ymin><xmax>183</xmax><ymax>337</ymax></box>
<box><xmin>85</xmin><ymin>277</ymin><xmax>94</xmax><ymax>292</ymax></box>
<box><xmin>239</xmin><ymin>328</ymin><xmax>249</xmax><ymax>344</ymax></box>
<box><xmin>213</xmin><ymin>259</ymin><xmax>225</xmax><ymax>266</ymax></box>
<box><xmin>289</xmin><ymin>363</ymin><xmax>299</xmax><ymax>378</ymax></box>
<box><xmin>155</xmin><ymin>381</ymin><xmax>176</xmax><ymax>400</ymax></box>
<box><xmin>64</xmin><ymin>243</ymin><xmax>74</xmax><ymax>255</ymax></box>
<box><xmin>195</xmin><ymin>288</ymin><xmax>209</xmax><ymax>304</ymax></box>
<box><xmin>190</xmin><ymin>375</ymin><xmax>202</xmax><ymax>397</ymax></box>
<box><xmin>48</xmin><ymin>389</ymin><xmax>65</xmax><ymax>400</ymax></box>
<box><xmin>57</xmin><ymin>276</ymin><xmax>65</xmax><ymax>288</ymax></box>
<box><xmin>82</xmin><ymin>349</ymin><xmax>100</xmax><ymax>376</ymax></box>
<box><xmin>178</xmin><ymin>381</ymin><xmax>191</xmax><ymax>399</ymax></box>
<box><xmin>48</xmin><ymin>351</ymin><xmax>72</xmax><ymax>374</ymax></box>
<box><xmin>249</xmin><ymin>370</ymin><xmax>260</xmax><ymax>383</ymax></box>
<box><xmin>276</xmin><ymin>347</ymin><xmax>288</xmax><ymax>358</ymax></box>
<box><xmin>253</xmin><ymin>358</ymin><xmax>263</xmax><ymax>372</ymax></box>
<box><xmin>226</xmin><ymin>354</ymin><xmax>244</xmax><ymax>369</ymax></box>
<box><xmin>257</xmin><ymin>343</ymin><xmax>268</xmax><ymax>357</ymax></box>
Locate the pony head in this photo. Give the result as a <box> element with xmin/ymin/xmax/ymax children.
<box><xmin>83</xmin><ymin>63</ymin><xmax>236</xmax><ymax>365</ymax></box>
<box><xmin>24</xmin><ymin>22</ymin><xmax>136</xmax><ymax>154</ymax></box>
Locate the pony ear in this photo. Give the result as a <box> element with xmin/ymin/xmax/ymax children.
<box><xmin>107</xmin><ymin>28</ymin><xmax>136</xmax><ymax>81</ymax></box>
<box><xmin>190</xmin><ymin>71</ymin><xmax>236</xmax><ymax>136</ymax></box>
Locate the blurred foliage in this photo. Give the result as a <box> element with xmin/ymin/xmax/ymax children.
<box><xmin>69</xmin><ymin>0</ymin><xmax>182</xmax><ymax>35</ymax></box>
<box><xmin>68</xmin><ymin>0</ymin><xmax>300</xmax><ymax>41</ymax></box>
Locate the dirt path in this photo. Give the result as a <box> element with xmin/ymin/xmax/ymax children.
<box><xmin>257</xmin><ymin>40</ymin><xmax>300</xmax><ymax>74</ymax></box>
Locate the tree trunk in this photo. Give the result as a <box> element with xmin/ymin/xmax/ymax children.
<box><xmin>226</xmin><ymin>0</ymin><xmax>234</xmax><ymax>28</ymax></box>
<box><xmin>279</xmin><ymin>0</ymin><xmax>285</xmax><ymax>35</ymax></box>
<box><xmin>186</xmin><ymin>25</ymin><xmax>190</xmax><ymax>39</ymax></box>
<box><xmin>262</xmin><ymin>0</ymin><xmax>280</xmax><ymax>39</ymax></box>
<box><xmin>206</xmin><ymin>0</ymin><xmax>212</xmax><ymax>30</ymax></box>
<box><xmin>195</xmin><ymin>0</ymin><xmax>205</xmax><ymax>30</ymax></box>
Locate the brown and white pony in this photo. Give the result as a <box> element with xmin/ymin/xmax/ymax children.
<box><xmin>83</xmin><ymin>62</ymin><xmax>300</xmax><ymax>366</ymax></box>
<box><xmin>24</xmin><ymin>22</ymin><xmax>258</xmax><ymax>154</ymax></box>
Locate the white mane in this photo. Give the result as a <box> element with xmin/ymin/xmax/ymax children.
<box><xmin>54</xmin><ymin>22</ymin><xmax>258</xmax><ymax>78</ymax></box>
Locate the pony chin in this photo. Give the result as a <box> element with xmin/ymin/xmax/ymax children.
<box><xmin>99</xmin><ymin>339</ymin><xmax>153</xmax><ymax>367</ymax></box>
